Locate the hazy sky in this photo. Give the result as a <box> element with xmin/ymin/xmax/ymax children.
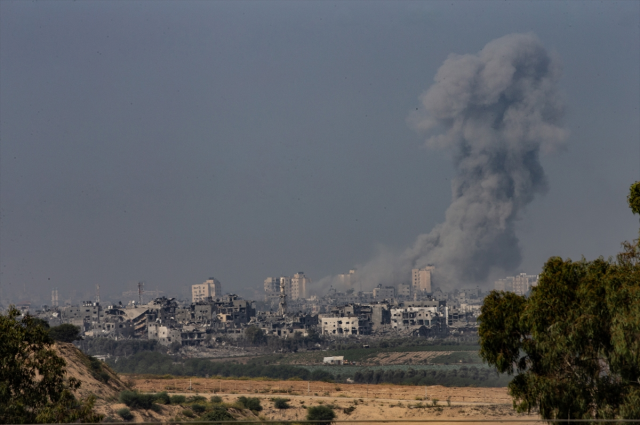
<box><xmin>1</xmin><ymin>1</ymin><xmax>638</xmax><ymax>304</ymax></box>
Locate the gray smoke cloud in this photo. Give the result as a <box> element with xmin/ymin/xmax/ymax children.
<box><xmin>315</xmin><ymin>33</ymin><xmax>567</xmax><ymax>293</ymax></box>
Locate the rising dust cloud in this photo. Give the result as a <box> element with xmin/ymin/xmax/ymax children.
<box><xmin>317</xmin><ymin>33</ymin><xmax>567</xmax><ymax>293</ymax></box>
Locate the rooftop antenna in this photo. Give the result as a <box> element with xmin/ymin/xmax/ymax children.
<box><xmin>138</xmin><ymin>281</ymin><xmax>145</xmax><ymax>304</ymax></box>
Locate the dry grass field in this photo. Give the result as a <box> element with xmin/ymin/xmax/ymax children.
<box><xmin>125</xmin><ymin>376</ymin><xmax>542</xmax><ymax>424</ymax></box>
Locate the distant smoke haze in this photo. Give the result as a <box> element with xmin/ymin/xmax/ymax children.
<box><xmin>316</xmin><ymin>33</ymin><xmax>567</xmax><ymax>293</ymax></box>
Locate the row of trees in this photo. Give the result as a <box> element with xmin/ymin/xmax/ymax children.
<box><xmin>109</xmin><ymin>350</ymin><xmax>508</xmax><ymax>386</ymax></box>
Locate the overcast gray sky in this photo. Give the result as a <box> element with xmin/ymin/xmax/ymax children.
<box><xmin>1</xmin><ymin>1</ymin><xmax>638</xmax><ymax>304</ymax></box>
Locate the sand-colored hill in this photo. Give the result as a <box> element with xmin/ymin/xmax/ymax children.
<box><xmin>54</xmin><ymin>342</ymin><xmax>128</xmax><ymax>401</ymax></box>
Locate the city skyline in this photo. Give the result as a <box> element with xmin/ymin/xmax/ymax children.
<box><xmin>1</xmin><ymin>2</ymin><xmax>638</xmax><ymax>305</ymax></box>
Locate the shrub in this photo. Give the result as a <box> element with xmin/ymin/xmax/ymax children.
<box><xmin>49</xmin><ymin>323</ymin><xmax>81</xmax><ymax>342</ymax></box>
<box><xmin>191</xmin><ymin>404</ymin><xmax>206</xmax><ymax>414</ymax></box>
<box><xmin>116</xmin><ymin>407</ymin><xmax>133</xmax><ymax>421</ymax></box>
<box><xmin>182</xmin><ymin>409</ymin><xmax>195</xmax><ymax>418</ymax></box>
<box><xmin>118</xmin><ymin>391</ymin><xmax>156</xmax><ymax>409</ymax></box>
<box><xmin>150</xmin><ymin>404</ymin><xmax>163</xmax><ymax>413</ymax></box>
<box><xmin>237</xmin><ymin>396</ymin><xmax>262</xmax><ymax>411</ymax></box>
<box><xmin>273</xmin><ymin>397</ymin><xmax>290</xmax><ymax>409</ymax></box>
<box><xmin>343</xmin><ymin>406</ymin><xmax>356</xmax><ymax>415</ymax></box>
<box><xmin>154</xmin><ymin>392</ymin><xmax>170</xmax><ymax>405</ymax></box>
<box><xmin>200</xmin><ymin>407</ymin><xmax>235</xmax><ymax>422</ymax></box>
<box><xmin>188</xmin><ymin>395</ymin><xmax>207</xmax><ymax>403</ymax></box>
<box><xmin>170</xmin><ymin>395</ymin><xmax>186</xmax><ymax>405</ymax></box>
<box><xmin>210</xmin><ymin>395</ymin><xmax>223</xmax><ymax>404</ymax></box>
<box><xmin>307</xmin><ymin>405</ymin><xmax>336</xmax><ymax>425</ymax></box>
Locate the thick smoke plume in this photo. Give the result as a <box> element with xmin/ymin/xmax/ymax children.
<box><xmin>317</xmin><ymin>33</ymin><xmax>567</xmax><ymax>293</ymax></box>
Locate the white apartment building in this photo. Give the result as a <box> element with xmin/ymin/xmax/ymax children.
<box><xmin>320</xmin><ymin>316</ymin><xmax>369</xmax><ymax>336</ymax></box>
<box><xmin>148</xmin><ymin>322</ymin><xmax>182</xmax><ymax>346</ymax></box>
<box><xmin>291</xmin><ymin>272</ymin><xmax>309</xmax><ymax>300</ymax></box>
<box><xmin>191</xmin><ymin>277</ymin><xmax>222</xmax><ymax>303</ymax></box>
<box><xmin>412</xmin><ymin>266</ymin><xmax>434</xmax><ymax>293</ymax></box>
<box><xmin>390</xmin><ymin>306</ymin><xmax>440</xmax><ymax>329</ymax></box>
<box><xmin>494</xmin><ymin>273</ymin><xmax>538</xmax><ymax>295</ymax></box>
<box><xmin>264</xmin><ymin>272</ymin><xmax>310</xmax><ymax>301</ymax></box>
<box><xmin>338</xmin><ymin>269</ymin><xmax>357</xmax><ymax>288</ymax></box>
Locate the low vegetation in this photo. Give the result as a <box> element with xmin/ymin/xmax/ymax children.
<box><xmin>236</xmin><ymin>396</ymin><xmax>262</xmax><ymax>412</ymax></box>
<box><xmin>306</xmin><ymin>405</ymin><xmax>336</xmax><ymax>425</ymax></box>
<box><xmin>109</xmin><ymin>350</ymin><xmax>508</xmax><ymax>386</ymax></box>
<box><xmin>115</xmin><ymin>407</ymin><xmax>133</xmax><ymax>421</ymax></box>
<box><xmin>273</xmin><ymin>397</ymin><xmax>290</xmax><ymax>409</ymax></box>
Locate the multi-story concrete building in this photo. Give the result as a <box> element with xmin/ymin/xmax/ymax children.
<box><xmin>264</xmin><ymin>277</ymin><xmax>279</xmax><ymax>296</ymax></box>
<box><xmin>397</xmin><ymin>282</ymin><xmax>412</xmax><ymax>298</ymax></box>
<box><xmin>412</xmin><ymin>266</ymin><xmax>434</xmax><ymax>293</ymax></box>
<box><xmin>264</xmin><ymin>273</ymin><xmax>309</xmax><ymax>301</ymax></box>
<box><xmin>61</xmin><ymin>301</ymin><xmax>103</xmax><ymax>325</ymax></box>
<box><xmin>512</xmin><ymin>273</ymin><xmax>538</xmax><ymax>295</ymax></box>
<box><xmin>290</xmin><ymin>272</ymin><xmax>309</xmax><ymax>300</ymax></box>
<box><xmin>373</xmin><ymin>284</ymin><xmax>395</xmax><ymax>300</ymax></box>
<box><xmin>320</xmin><ymin>316</ymin><xmax>370</xmax><ymax>336</ymax></box>
<box><xmin>494</xmin><ymin>273</ymin><xmax>538</xmax><ymax>295</ymax></box>
<box><xmin>192</xmin><ymin>277</ymin><xmax>222</xmax><ymax>303</ymax></box>
<box><xmin>338</xmin><ymin>269</ymin><xmax>357</xmax><ymax>289</ymax></box>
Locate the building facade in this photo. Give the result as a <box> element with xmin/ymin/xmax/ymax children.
<box><xmin>412</xmin><ymin>266</ymin><xmax>434</xmax><ymax>293</ymax></box>
<box><xmin>192</xmin><ymin>277</ymin><xmax>222</xmax><ymax>303</ymax></box>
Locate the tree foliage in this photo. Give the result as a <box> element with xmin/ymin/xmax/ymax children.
<box><xmin>0</xmin><ymin>306</ymin><xmax>102</xmax><ymax>423</ymax></box>
<box><xmin>628</xmin><ymin>181</ymin><xmax>640</xmax><ymax>216</ymax></box>
<box><xmin>244</xmin><ymin>325</ymin><xmax>267</xmax><ymax>346</ymax></box>
<box><xmin>48</xmin><ymin>324</ymin><xmax>82</xmax><ymax>343</ymax></box>
<box><xmin>306</xmin><ymin>405</ymin><xmax>336</xmax><ymax>425</ymax></box>
<box><xmin>479</xmin><ymin>183</ymin><xmax>640</xmax><ymax>420</ymax></box>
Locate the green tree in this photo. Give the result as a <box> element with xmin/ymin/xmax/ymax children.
<box><xmin>478</xmin><ymin>183</ymin><xmax>640</xmax><ymax>421</ymax></box>
<box><xmin>244</xmin><ymin>325</ymin><xmax>266</xmax><ymax>345</ymax></box>
<box><xmin>0</xmin><ymin>306</ymin><xmax>102</xmax><ymax>423</ymax></box>
<box><xmin>48</xmin><ymin>323</ymin><xmax>81</xmax><ymax>343</ymax></box>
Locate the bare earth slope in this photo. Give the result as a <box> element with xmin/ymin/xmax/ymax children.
<box><xmin>54</xmin><ymin>342</ymin><xmax>128</xmax><ymax>400</ymax></box>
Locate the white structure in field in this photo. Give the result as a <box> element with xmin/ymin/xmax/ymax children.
<box><xmin>323</xmin><ymin>356</ymin><xmax>344</xmax><ymax>365</ymax></box>
<box><xmin>412</xmin><ymin>266</ymin><xmax>434</xmax><ymax>293</ymax></box>
<box><xmin>191</xmin><ymin>277</ymin><xmax>222</xmax><ymax>303</ymax></box>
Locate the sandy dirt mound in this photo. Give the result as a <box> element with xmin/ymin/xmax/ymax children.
<box><xmin>54</xmin><ymin>342</ymin><xmax>128</xmax><ymax>401</ymax></box>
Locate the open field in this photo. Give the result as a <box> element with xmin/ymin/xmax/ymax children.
<box><xmin>241</xmin><ymin>345</ymin><xmax>483</xmax><ymax>366</ymax></box>
<box><xmin>131</xmin><ymin>376</ymin><xmax>511</xmax><ymax>404</ymax></box>
<box><xmin>126</xmin><ymin>376</ymin><xmax>541</xmax><ymax>424</ymax></box>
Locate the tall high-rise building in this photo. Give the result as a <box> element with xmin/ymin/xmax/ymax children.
<box><xmin>264</xmin><ymin>273</ymin><xmax>310</xmax><ymax>301</ymax></box>
<box><xmin>512</xmin><ymin>273</ymin><xmax>538</xmax><ymax>295</ymax></box>
<box><xmin>412</xmin><ymin>266</ymin><xmax>434</xmax><ymax>293</ymax></box>
<box><xmin>338</xmin><ymin>269</ymin><xmax>357</xmax><ymax>289</ymax></box>
<box><xmin>192</xmin><ymin>277</ymin><xmax>222</xmax><ymax>303</ymax></box>
<box><xmin>291</xmin><ymin>272</ymin><xmax>310</xmax><ymax>300</ymax></box>
<box><xmin>264</xmin><ymin>277</ymin><xmax>279</xmax><ymax>295</ymax></box>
